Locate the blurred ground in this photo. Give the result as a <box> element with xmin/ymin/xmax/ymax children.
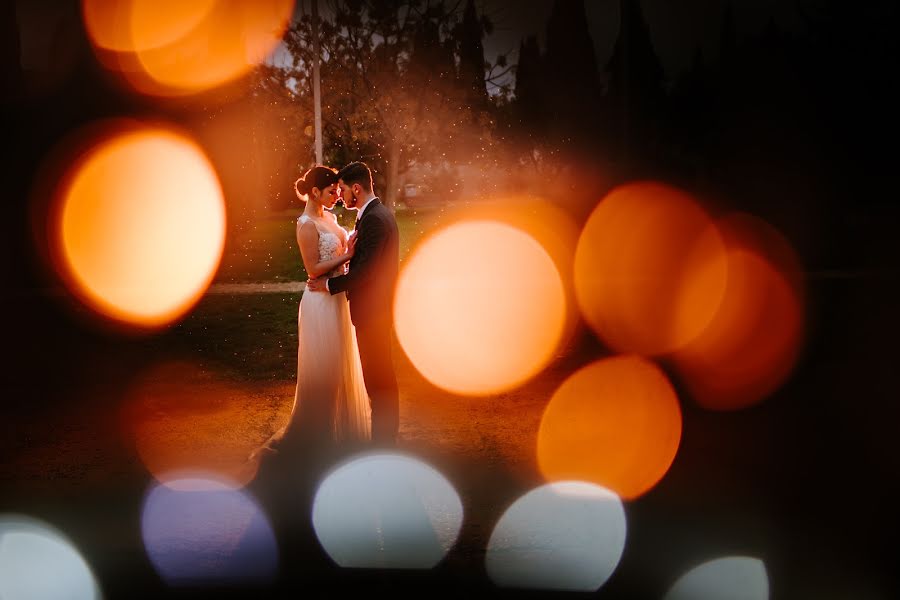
<box><xmin>2</xmin><ymin>272</ymin><xmax>899</xmax><ymax>598</ymax></box>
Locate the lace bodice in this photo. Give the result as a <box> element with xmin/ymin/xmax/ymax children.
<box><xmin>298</xmin><ymin>214</ymin><xmax>349</xmax><ymax>277</ymax></box>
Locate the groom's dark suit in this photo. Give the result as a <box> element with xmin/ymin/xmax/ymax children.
<box><xmin>327</xmin><ymin>198</ymin><xmax>400</xmax><ymax>443</ymax></box>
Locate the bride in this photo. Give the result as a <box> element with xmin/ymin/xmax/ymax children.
<box><xmin>255</xmin><ymin>166</ymin><xmax>371</xmax><ymax>457</ymax></box>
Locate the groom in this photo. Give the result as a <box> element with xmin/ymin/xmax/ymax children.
<box><xmin>306</xmin><ymin>162</ymin><xmax>400</xmax><ymax>446</ymax></box>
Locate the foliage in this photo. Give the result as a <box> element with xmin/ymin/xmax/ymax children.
<box><xmin>278</xmin><ymin>0</ymin><xmax>507</xmax><ymax>206</ymax></box>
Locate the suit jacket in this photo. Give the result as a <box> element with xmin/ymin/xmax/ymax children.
<box><xmin>328</xmin><ymin>199</ymin><xmax>399</xmax><ymax>327</ymax></box>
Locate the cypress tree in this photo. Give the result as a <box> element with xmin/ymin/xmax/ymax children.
<box><xmin>458</xmin><ymin>0</ymin><xmax>488</xmax><ymax>105</ymax></box>
<box><xmin>605</xmin><ymin>0</ymin><xmax>666</xmax><ymax>159</ymax></box>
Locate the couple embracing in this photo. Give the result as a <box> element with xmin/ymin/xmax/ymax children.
<box><xmin>255</xmin><ymin>161</ymin><xmax>400</xmax><ymax>461</ymax></box>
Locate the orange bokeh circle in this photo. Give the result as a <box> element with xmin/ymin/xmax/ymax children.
<box><xmin>537</xmin><ymin>355</ymin><xmax>682</xmax><ymax>500</ymax></box>
<box><xmin>671</xmin><ymin>213</ymin><xmax>805</xmax><ymax>410</ymax></box>
<box><xmin>425</xmin><ymin>195</ymin><xmax>583</xmax><ymax>357</ymax></box>
<box><xmin>394</xmin><ymin>220</ymin><xmax>567</xmax><ymax>396</ymax></box>
<box><xmin>574</xmin><ymin>182</ymin><xmax>728</xmax><ymax>356</ymax></box>
<box><xmin>82</xmin><ymin>0</ymin><xmax>295</xmax><ymax>96</ymax></box>
<box><xmin>55</xmin><ymin>123</ymin><xmax>225</xmax><ymax>328</ymax></box>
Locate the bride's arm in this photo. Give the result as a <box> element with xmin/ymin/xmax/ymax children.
<box><xmin>297</xmin><ymin>221</ymin><xmax>353</xmax><ymax>279</ymax></box>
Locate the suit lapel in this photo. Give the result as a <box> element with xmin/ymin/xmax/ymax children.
<box><xmin>354</xmin><ymin>198</ymin><xmax>381</xmax><ymax>231</ymax></box>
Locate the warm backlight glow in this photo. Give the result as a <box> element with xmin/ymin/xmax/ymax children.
<box><xmin>0</xmin><ymin>514</ymin><xmax>102</xmax><ymax>600</ymax></box>
<box><xmin>141</xmin><ymin>477</ymin><xmax>278</xmax><ymax>585</ymax></box>
<box><xmin>82</xmin><ymin>0</ymin><xmax>295</xmax><ymax>96</ymax></box>
<box><xmin>58</xmin><ymin>126</ymin><xmax>225</xmax><ymax>328</ymax></box>
<box><xmin>664</xmin><ymin>556</ymin><xmax>769</xmax><ymax>600</ymax></box>
<box><xmin>485</xmin><ymin>481</ymin><xmax>626</xmax><ymax>591</ymax></box>
<box><xmin>394</xmin><ymin>220</ymin><xmax>566</xmax><ymax>396</ymax></box>
<box><xmin>671</xmin><ymin>214</ymin><xmax>804</xmax><ymax>410</ymax></box>
<box><xmin>574</xmin><ymin>182</ymin><xmax>728</xmax><ymax>356</ymax></box>
<box><xmin>312</xmin><ymin>453</ymin><xmax>463</xmax><ymax>569</ymax></box>
<box><xmin>537</xmin><ymin>356</ymin><xmax>682</xmax><ymax>499</ymax></box>
<box><xmin>122</xmin><ymin>362</ymin><xmax>267</xmax><ymax>489</ymax></box>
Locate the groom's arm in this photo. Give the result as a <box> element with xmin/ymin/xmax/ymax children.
<box><xmin>328</xmin><ymin>217</ymin><xmax>388</xmax><ymax>295</ymax></box>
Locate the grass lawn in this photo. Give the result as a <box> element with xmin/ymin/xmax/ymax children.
<box><xmin>162</xmin><ymin>206</ymin><xmax>444</xmax><ymax>381</ymax></box>
<box><xmin>215</xmin><ymin>207</ymin><xmax>436</xmax><ymax>283</ymax></box>
<box><xmin>148</xmin><ymin>293</ymin><xmax>302</xmax><ymax>381</ymax></box>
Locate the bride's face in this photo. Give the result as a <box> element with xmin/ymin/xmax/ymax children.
<box><xmin>319</xmin><ymin>183</ymin><xmax>338</xmax><ymax>209</ymax></box>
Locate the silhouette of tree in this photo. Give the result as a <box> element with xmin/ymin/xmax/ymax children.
<box><xmin>543</xmin><ymin>0</ymin><xmax>603</xmax><ymax>150</ymax></box>
<box><xmin>499</xmin><ymin>0</ymin><xmax>605</xmax><ymax>194</ymax></box>
<box><xmin>457</xmin><ymin>0</ymin><xmax>489</xmax><ymax>107</ymax></box>
<box><xmin>511</xmin><ymin>35</ymin><xmax>545</xmax><ymax>135</ymax></box>
<box><xmin>605</xmin><ymin>0</ymin><xmax>666</xmax><ymax>162</ymax></box>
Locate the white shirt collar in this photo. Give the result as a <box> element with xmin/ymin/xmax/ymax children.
<box><xmin>356</xmin><ymin>196</ymin><xmax>377</xmax><ymax>221</ymax></box>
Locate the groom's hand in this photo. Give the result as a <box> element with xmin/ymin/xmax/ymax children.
<box><xmin>306</xmin><ymin>277</ymin><xmax>327</xmax><ymax>292</ymax></box>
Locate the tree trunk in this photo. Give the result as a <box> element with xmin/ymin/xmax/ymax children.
<box><xmin>385</xmin><ymin>137</ymin><xmax>400</xmax><ymax>210</ymax></box>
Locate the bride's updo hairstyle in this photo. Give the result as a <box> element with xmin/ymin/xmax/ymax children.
<box><xmin>294</xmin><ymin>165</ymin><xmax>339</xmax><ymax>201</ymax></box>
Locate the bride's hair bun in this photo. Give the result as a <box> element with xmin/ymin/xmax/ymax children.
<box><xmin>294</xmin><ymin>165</ymin><xmax>338</xmax><ymax>201</ymax></box>
<box><xmin>294</xmin><ymin>177</ymin><xmax>311</xmax><ymax>198</ymax></box>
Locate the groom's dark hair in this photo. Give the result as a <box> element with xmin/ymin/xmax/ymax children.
<box><xmin>337</xmin><ymin>162</ymin><xmax>374</xmax><ymax>193</ymax></box>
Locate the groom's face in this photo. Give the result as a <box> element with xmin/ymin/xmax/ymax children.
<box><xmin>338</xmin><ymin>180</ymin><xmax>358</xmax><ymax>209</ymax></box>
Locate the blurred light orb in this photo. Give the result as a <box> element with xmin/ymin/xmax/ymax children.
<box><xmin>664</xmin><ymin>556</ymin><xmax>769</xmax><ymax>600</ymax></box>
<box><xmin>485</xmin><ymin>481</ymin><xmax>626</xmax><ymax>592</ymax></box>
<box><xmin>0</xmin><ymin>514</ymin><xmax>102</xmax><ymax>600</ymax></box>
<box><xmin>82</xmin><ymin>0</ymin><xmax>295</xmax><ymax>96</ymax></box>
<box><xmin>574</xmin><ymin>182</ymin><xmax>728</xmax><ymax>356</ymax></box>
<box><xmin>57</xmin><ymin>126</ymin><xmax>225</xmax><ymax>328</ymax></box>
<box><xmin>394</xmin><ymin>220</ymin><xmax>566</xmax><ymax>395</ymax></box>
<box><xmin>312</xmin><ymin>453</ymin><xmax>463</xmax><ymax>569</ymax></box>
<box><xmin>82</xmin><ymin>0</ymin><xmax>216</xmax><ymax>52</ymax></box>
<box><xmin>438</xmin><ymin>196</ymin><xmax>582</xmax><ymax>357</ymax></box>
<box><xmin>141</xmin><ymin>477</ymin><xmax>278</xmax><ymax>585</ymax></box>
<box><xmin>122</xmin><ymin>362</ymin><xmax>266</xmax><ymax>489</ymax></box>
<box><xmin>537</xmin><ymin>356</ymin><xmax>682</xmax><ymax>500</ymax></box>
<box><xmin>672</xmin><ymin>214</ymin><xmax>804</xmax><ymax>410</ymax></box>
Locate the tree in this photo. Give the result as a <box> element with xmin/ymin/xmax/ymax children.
<box><xmin>458</xmin><ymin>0</ymin><xmax>489</xmax><ymax>107</ymax></box>
<box><xmin>543</xmin><ymin>0</ymin><xmax>603</xmax><ymax>145</ymax></box>
<box><xmin>605</xmin><ymin>0</ymin><xmax>666</xmax><ymax>161</ymax></box>
<box><xmin>280</xmin><ymin>0</ymin><xmax>500</xmax><ymax>208</ymax></box>
<box><xmin>511</xmin><ymin>35</ymin><xmax>545</xmax><ymax>136</ymax></box>
<box><xmin>505</xmin><ymin>0</ymin><xmax>603</xmax><ymax>167</ymax></box>
<box><xmin>499</xmin><ymin>0</ymin><xmax>605</xmax><ymax>197</ymax></box>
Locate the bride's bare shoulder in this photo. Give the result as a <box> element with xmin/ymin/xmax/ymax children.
<box><xmin>297</xmin><ymin>214</ymin><xmax>321</xmax><ymax>228</ymax></box>
<box><xmin>296</xmin><ymin>216</ymin><xmax>319</xmax><ymax>237</ymax></box>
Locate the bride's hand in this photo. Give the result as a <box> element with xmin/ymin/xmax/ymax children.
<box><xmin>345</xmin><ymin>231</ymin><xmax>358</xmax><ymax>259</ymax></box>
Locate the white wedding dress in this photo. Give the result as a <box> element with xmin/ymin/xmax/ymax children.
<box><xmin>261</xmin><ymin>214</ymin><xmax>371</xmax><ymax>451</ymax></box>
